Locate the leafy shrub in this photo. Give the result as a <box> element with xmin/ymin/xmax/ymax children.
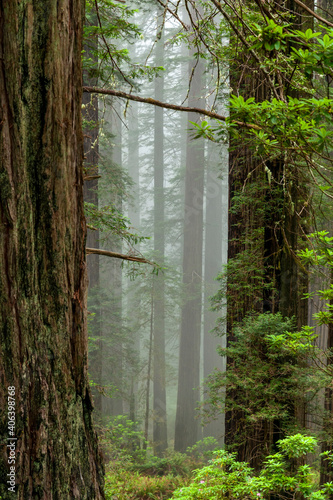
<box><xmin>171</xmin><ymin>434</ymin><xmax>333</xmax><ymax>500</ymax></box>
<box><xmin>186</xmin><ymin>437</ymin><xmax>219</xmax><ymax>461</ymax></box>
<box><xmin>101</xmin><ymin>426</ymin><xmax>218</xmax><ymax>498</ymax></box>
<box><xmin>133</xmin><ymin>439</ymin><xmax>219</xmax><ymax>478</ymax></box>
<box><xmin>203</xmin><ymin>312</ymin><xmax>324</xmax><ymax>463</ymax></box>
<box><xmin>133</xmin><ymin>450</ymin><xmax>192</xmax><ymax>477</ymax></box>
<box><xmin>98</xmin><ymin>415</ymin><xmax>149</xmax><ymax>465</ymax></box>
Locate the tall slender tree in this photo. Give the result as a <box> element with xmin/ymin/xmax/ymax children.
<box><xmin>83</xmin><ymin>5</ymin><xmax>102</xmax><ymax>414</ymax></box>
<box><xmin>318</xmin><ymin>0</ymin><xmax>333</xmax><ymax>481</ymax></box>
<box><xmin>127</xmin><ymin>98</ymin><xmax>141</xmax><ymax>423</ymax></box>
<box><xmin>153</xmin><ymin>22</ymin><xmax>168</xmax><ymax>455</ymax></box>
<box><xmin>100</xmin><ymin>102</ymin><xmax>124</xmax><ymax>416</ymax></box>
<box><xmin>175</xmin><ymin>45</ymin><xmax>205</xmax><ymax>452</ymax></box>
<box><xmin>203</xmin><ymin>145</ymin><xmax>226</xmax><ymax>442</ymax></box>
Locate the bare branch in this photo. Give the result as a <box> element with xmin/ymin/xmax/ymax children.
<box><xmin>155</xmin><ymin>0</ymin><xmax>189</xmax><ymax>30</ymax></box>
<box><xmin>83</xmin><ymin>86</ymin><xmax>262</xmax><ymax>130</ymax></box>
<box><xmin>84</xmin><ymin>175</ymin><xmax>101</xmax><ymax>181</ymax></box>
<box><xmin>292</xmin><ymin>0</ymin><xmax>333</xmax><ymax>28</ymax></box>
<box><xmin>86</xmin><ymin>247</ymin><xmax>156</xmax><ymax>265</ymax></box>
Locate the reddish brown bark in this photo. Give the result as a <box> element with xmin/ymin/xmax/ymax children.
<box><xmin>0</xmin><ymin>0</ymin><xmax>104</xmax><ymax>497</ymax></box>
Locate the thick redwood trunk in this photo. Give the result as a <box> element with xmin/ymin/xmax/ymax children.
<box><xmin>224</xmin><ymin>0</ymin><xmax>311</xmax><ymax>466</ymax></box>
<box><xmin>0</xmin><ymin>0</ymin><xmax>104</xmax><ymax>498</ymax></box>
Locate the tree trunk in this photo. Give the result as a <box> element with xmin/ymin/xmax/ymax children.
<box><xmin>153</xmin><ymin>25</ymin><xmax>168</xmax><ymax>456</ymax></box>
<box><xmin>320</xmin><ymin>298</ymin><xmax>333</xmax><ymax>488</ymax></box>
<box><xmin>100</xmin><ymin>103</ymin><xmax>123</xmax><ymax>417</ymax></box>
<box><xmin>203</xmin><ymin>144</ymin><xmax>226</xmax><ymax>443</ymax></box>
<box><xmin>175</xmin><ymin>49</ymin><xmax>205</xmax><ymax>453</ymax></box>
<box><xmin>0</xmin><ymin>0</ymin><xmax>104</xmax><ymax>498</ymax></box>
<box><xmin>83</xmin><ymin>8</ymin><xmax>102</xmax><ymax>415</ymax></box>
<box><xmin>127</xmin><ymin>97</ymin><xmax>141</xmax><ymax>423</ymax></box>
<box><xmin>225</xmin><ymin>0</ymin><xmax>311</xmax><ymax>467</ymax></box>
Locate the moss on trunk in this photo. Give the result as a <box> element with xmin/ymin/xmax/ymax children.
<box><xmin>0</xmin><ymin>0</ymin><xmax>104</xmax><ymax>497</ymax></box>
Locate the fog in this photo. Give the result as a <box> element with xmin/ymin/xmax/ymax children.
<box><xmin>84</xmin><ymin>4</ymin><xmax>229</xmax><ymax>455</ymax></box>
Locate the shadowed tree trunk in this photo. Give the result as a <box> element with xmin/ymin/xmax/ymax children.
<box><xmin>319</xmin><ymin>223</ymin><xmax>333</xmax><ymax>489</ymax></box>
<box><xmin>224</xmin><ymin>0</ymin><xmax>311</xmax><ymax>469</ymax></box>
<box><xmin>318</xmin><ymin>0</ymin><xmax>333</xmax><ymax>466</ymax></box>
<box><xmin>101</xmin><ymin>103</ymin><xmax>123</xmax><ymax>416</ymax></box>
<box><xmin>0</xmin><ymin>0</ymin><xmax>104</xmax><ymax>498</ymax></box>
<box><xmin>83</xmin><ymin>7</ymin><xmax>102</xmax><ymax>414</ymax></box>
<box><xmin>320</xmin><ymin>291</ymin><xmax>333</xmax><ymax>490</ymax></box>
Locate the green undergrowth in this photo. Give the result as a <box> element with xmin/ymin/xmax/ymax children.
<box><xmin>105</xmin><ymin>466</ymin><xmax>187</xmax><ymax>499</ymax></box>
<box><xmin>101</xmin><ymin>417</ymin><xmax>217</xmax><ymax>499</ymax></box>
<box><xmin>172</xmin><ymin>434</ymin><xmax>333</xmax><ymax>500</ymax></box>
<box><xmin>102</xmin><ymin>422</ymin><xmax>333</xmax><ymax>500</ymax></box>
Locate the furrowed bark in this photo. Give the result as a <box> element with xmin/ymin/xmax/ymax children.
<box><xmin>0</xmin><ymin>0</ymin><xmax>104</xmax><ymax>498</ymax></box>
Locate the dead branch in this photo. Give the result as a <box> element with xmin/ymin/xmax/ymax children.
<box><xmin>292</xmin><ymin>0</ymin><xmax>333</xmax><ymax>28</ymax></box>
<box><xmin>83</xmin><ymin>86</ymin><xmax>261</xmax><ymax>130</ymax></box>
<box><xmin>86</xmin><ymin>247</ymin><xmax>156</xmax><ymax>265</ymax></box>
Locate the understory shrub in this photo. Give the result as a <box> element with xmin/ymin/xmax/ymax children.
<box><xmin>102</xmin><ymin>418</ymin><xmax>212</xmax><ymax>498</ymax></box>
<box><xmin>171</xmin><ymin>434</ymin><xmax>333</xmax><ymax>500</ymax></box>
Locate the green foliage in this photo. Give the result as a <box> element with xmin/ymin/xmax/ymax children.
<box><xmin>172</xmin><ymin>434</ymin><xmax>333</xmax><ymax>500</ymax></box>
<box><xmin>98</xmin><ymin>415</ymin><xmax>149</xmax><ymax>464</ymax></box>
<box><xmin>291</xmin><ymin>28</ymin><xmax>333</xmax><ymax>76</ymax></box>
<box><xmin>250</xmin><ymin>19</ymin><xmax>292</xmax><ymax>52</ymax></box>
<box><xmin>277</xmin><ymin>433</ymin><xmax>317</xmax><ymax>458</ymax></box>
<box><xmin>203</xmin><ymin>313</ymin><xmax>324</xmax><ymax>453</ymax></box>
<box><xmin>209</xmin><ymin>230</ymin><xmax>333</xmax><ymax>462</ymax></box>
<box><xmin>101</xmin><ymin>424</ymin><xmax>218</xmax><ymax>499</ymax></box>
<box><xmin>100</xmin><ymin>418</ymin><xmax>215</xmax><ymax>472</ymax></box>
<box><xmin>133</xmin><ymin>450</ymin><xmax>194</xmax><ymax>478</ymax></box>
<box><xmin>212</xmin><ymin>233</ymin><xmax>267</xmax><ymax>321</ymax></box>
<box><xmin>186</xmin><ymin>437</ymin><xmax>219</xmax><ymax>461</ymax></box>
<box><xmin>84</xmin><ymin>201</ymin><xmax>148</xmax><ymax>246</ymax></box>
<box><xmin>298</xmin><ymin>231</ymin><xmax>333</xmax><ymax>326</ymax></box>
<box><xmin>226</xmin><ymin>95</ymin><xmax>333</xmax><ymax>164</ymax></box>
<box><xmin>84</xmin><ymin>0</ymin><xmax>164</xmax><ymax>85</ymax></box>
<box><xmin>105</xmin><ymin>467</ymin><xmax>186</xmax><ymax>500</ymax></box>
<box><xmin>190</xmin><ymin>120</ymin><xmax>215</xmax><ymax>141</ymax></box>
<box><xmin>194</xmin><ymin>5</ymin><xmax>333</xmax><ymax>204</ymax></box>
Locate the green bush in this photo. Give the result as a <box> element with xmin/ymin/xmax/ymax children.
<box><xmin>186</xmin><ymin>437</ymin><xmax>219</xmax><ymax>461</ymax></box>
<box><xmin>133</xmin><ymin>450</ymin><xmax>192</xmax><ymax>477</ymax></box>
<box><xmin>101</xmin><ymin>423</ymin><xmax>218</xmax><ymax>498</ymax></box>
<box><xmin>98</xmin><ymin>415</ymin><xmax>149</xmax><ymax>465</ymax></box>
<box><xmin>171</xmin><ymin>434</ymin><xmax>333</xmax><ymax>500</ymax></box>
<box><xmin>133</xmin><ymin>439</ymin><xmax>219</xmax><ymax>478</ymax></box>
<box><xmin>204</xmin><ymin>312</ymin><xmax>324</xmax><ymax>462</ymax></box>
